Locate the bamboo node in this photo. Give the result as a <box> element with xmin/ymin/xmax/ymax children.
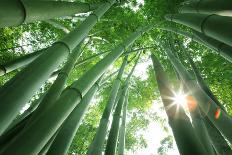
<box><xmin>55</xmin><ymin>41</ymin><xmax>71</xmax><ymax>54</ymax></box>
<box><xmin>19</xmin><ymin>0</ymin><xmax>27</xmax><ymax>24</ymax></box>
<box><xmin>90</xmin><ymin>13</ymin><xmax>100</xmax><ymax>22</ymax></box>
<box><xmin>0</xmin><ymin>65</ymin><xmax>6</xmax><ymax>75</ymax></box>
<box><xmin>67</xmin><ymin>87</ymin><xmax>83</xmax><ymax>99</ymax></box>
<box><xmin>58</xmin><ymin>71</ymin><xmax>69</xmax><ymax>78</ymax></box>
<box><xmin>200</xmin><ymin>14</ymin><xmax>215</xmax><ymax>34</ymax></box>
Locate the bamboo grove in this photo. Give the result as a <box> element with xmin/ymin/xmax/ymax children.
<box><xmin>0</xmin><ymin>0</ymin><xmax>232</xmax><ymax>155</ymax></box>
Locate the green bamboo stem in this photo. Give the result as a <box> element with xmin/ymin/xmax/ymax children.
<box><xmin>105</xmin><ymin>54</ymin><xmax>140</xmax><ymax>155</ymax></box>
<box><xmin>86</xmin><ymin>56</ymin><xmax>128</xmax><ymax>155</ymax></box>
<box><xmin>45</xmin><ymin>19</ymin><xmax>71</xmax><ymax>34</ymax></box>
<box><xmin>165</xmin><ymin>13</ymin><xmax>232</xmax><ymax>47</ymax></box>
<box><xmin>151</xmin><ymin>54</ymin><xmax>207</xmax><ymax>155</ymax></box>
<box><xmin>0</xmin><ymin>1</ymin><xmax>100</xmax><ymax>28</ymax></box>
<box><xmin>0</xmin><ymin>26</ymin><xmax>151</xmax><ymax>155</ymax></box>
<box><xmin>51</xmin><ymin>45</ymin><xmax>156</xmax><ymax>77</ymax></box>
<box><xmin>179</xmin><ymin>0</ymin><xmax>232</xmax><ymax>17</ymax></box>
<box><xmin>204</xmin><ymin>117</ymin><xmax>232</xmax><ymax>155</ymax></box>
<box><xmin>185</xmin><ymin>50</ymin><xmax>227</xmax><ymax>112</ymax></box>
<box><xmin>163</xmin><ymin>45</ymin><xmax>232</xmax><ymax>144</ymax></box>
<box><xmin>0</xmin><ymin>49</ymin><xmax>43</xmax><ymax>76</ymax></box>
<box><xmin>0</xmin><ymin>0</ymin><xmax>114</xmax><ymax>135</ymax></box>
<box><xmin>160</xmin><ymin>26</ymin><xmax>232</xmax><ymax>63</ymax></box>
<box><xmin>118</xmin><ymin>92</ymin><xmax>128</xmax><ymax>155</ymax></box>
<box><xmin>38</xmin><ymin>132</ymin><xmax>59</xmax><ymax>155</ymax></box>
<box><xmin>193</xmin><ymin>31</ymin><xmax>232</xmax><ymax>63</ymax></box>
<box><xmin>25</xmin><ymin>43</ymin><xmax>83</xmax><ymax>127</ymax></box>
<box><xmin>46</xmin><ymin>76</ymin><xmax>104</xmax><ymax>155</ymax></box>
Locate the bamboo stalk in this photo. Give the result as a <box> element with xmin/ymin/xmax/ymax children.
<box><xmin>86</xmin><ymin>56</ymin><xmax>128</xmax><ymax>155</ymax></box>
<box><xmin>0</xmin><ymin>49</ymin><xmax>43</xmax><ymax>76</ymax></box>
<box><xmin>151</xmin><ymin>53</ymin><xmax>207</xmax><ymax>155</ymax></box>
<box><xmin>105</xmin><ymin>53</ymin><xmax>140</xmax><ymax>155</ymax></box>
<box><xmin>179</xmin><ymin>0</ymin><xmax>232</xmax><ymax>17</ymax></box>
<box><xmin>0</xmin><ymin>0</ymin><xmax>115</xmax><ymax>135</ymax></box>
<box><xmin>0</xmin><ymin>25</ymin><xmax>151</xmax><ymax>155</ymax></box>
<box><xmin>165</xmin><ymin>13</ymin><xmax>232</xmax><ymax>47</ymax></box>
<box><xmin>46</xmin><ymin>75</ymin><xmax>104</xmax><ymax>155</ymax></box>
<box><xmin>162</xmin><ymin>44</ymin><xmax>232</xmax><ymax>144</ymax></box>
<box><xmin>0</xmin><ymin>1</ymin><xmax>100</xmax><ymax>28</ymax></box>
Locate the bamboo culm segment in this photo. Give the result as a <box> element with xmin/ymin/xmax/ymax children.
<box><xmin>179</xmin><ymin>0</ymin><xmax>232</xmax><ymax>17</ymax></box>
<box><xmin>0</xmin><ymin>0</ymin><xmax>115</xmax><ymax>137</ymax></box>
<box><xmin>118</xmin><ymin>93</ymin><xmax>128</xmax><ymax>155</ymax></box>
<box><xmin>165</xmin><ymin>13</ymin><xmax>232</xmax><ymax>47</ymax></box>
<box><xmin>87</xmin><ymin>56</ymin><xmax>128</xmax><ymax>155</ymax></box>
<box><xmin>204</xmin><ymin>117</ymin><xmax>232</xmax><ymax>155</ymax></box>
<box><xmin>161</xmin><ymin>26</ymin><xmax>232</xmax><ymax>63</ymax></box>
<box><xmin>0</xmin><ymin>25</ymin><xmax>151</xmax><ymax>155</ymax></box>
<box><xmin>47</xmin><ymin>76</ymin><xmax>104</xmax><ymax>155</ymax></box>
<box><xmin>0</xmin><ymin>1</ymin><xmax>100</xmax><ymax>28</ymax></box>
<box><xmin>26</xmin><ymin>43</ymin><xmax>83</xmax><ymax>127</ymax></box>
<box><xmin>0</xmin><ymin>43</ymin><xmax>69</xmax><ymax>136</ymax></box>
<box><xmin>105</xmin><ymin>53</ymin><xmax>139</xmax><ymax>155</ymax></box>
<box><xmin>193</xmin><ymin>31</ymin><xmax>232</xmax><ymax>63</ymax></box>
<box><xmin>163</xmin><ymin>46</ymin><xmax>232</xmax><ymax>144</ymax></box>
<box><xmin>151</xmin><ymin>54</ymin><xmax>207</xmax><ymax>155</ymax></box>
<box><xmin>0</xmin><ymin>49</ymin><xmax>43</xmax><ymax>76</ymax></box>
<box><xmin>185</xmin><ymin>51</ymin><xmax>227</xmax><ymax>112</ymax></box>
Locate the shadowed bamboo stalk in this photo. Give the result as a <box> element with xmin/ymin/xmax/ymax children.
<box><xmin>0</xmin><ymin>26</ymin><xmax>152</xmax><ymax>155</ymax></box>
<box><xmin>0</xmin><ymin>0</ymin><xmax>115</xmax><ymax>135</ymax></box>
<box><xmin>0</xmin><ymin>49</ymin><xmax>43</xmax><ymax>76</ymax></box>
<box><xmin>0</xmin><ymin>1</ymin><xmax>101</xmax><ymax>28</ymax></box>
<box><xmin>165</xmin><ymin>13</ymin><xmax>232</xmax><ymax>47</ymax></box>
<box><xmin>184</xmin><ymin>50</ymin><xmax>227</xmax><ymax>112</ymax></box>
<box><xmin>105</xmin><ymin>53</ymin><xmax>140</xmax><ymax>155</ymax></box>
<box><xmin>204</xmin><ymin>117</ymin><xmax>232</xmax><ymax>155</ymax></box>
<box><xmin>86</xmin><ymin>56</ymin><xmax>128</xmax><ymax>155</ymax></box>
<box><xmin>118</xmin><ymin>92</ymin><xmax>128</xmax><ymax>155</ymax></box>
<box><xmin>179</xmin><ymin>0</ymin><xmax>232</xmax><ymax>17</ymax></box>
<box><xmin>46</xmin><ymin>75</ymin><xmax>104</xmax><ymax>155</ymax></box>
<box><xmin>162</xmin><ymin>44</ymin><xmax>232</xmax><ymax>144</ymax></box>
<box><xmin>151</xmin><ymin>53</ymin><xmax>207</xmax><ymax>155</ymax></box>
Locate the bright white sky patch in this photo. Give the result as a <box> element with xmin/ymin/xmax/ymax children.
<box><xmin>127</xmin><ymin>100</ymin><xmax>179</xmax><ymax>155</ymax></box>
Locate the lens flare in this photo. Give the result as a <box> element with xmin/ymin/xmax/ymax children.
<box><xmin>173</xmin><ymin>92</ymin><xmax>187</xmax><ymax>107</ymax></box>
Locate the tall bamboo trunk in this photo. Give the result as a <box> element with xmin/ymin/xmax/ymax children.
<box><xmin>165</xmin><ymin>13</ymin><xmax>232</xmax><ymax>47</ymax></box>
<box><xmin>162</xmin><ymin>45</ymin><xmax>232</xmax><ymax>144</ymax></box>
<box><xmin>151</xmin><ymin>54</ymin><xmax>207</xmax><ymax>155</ymax></box>
<box><xmin>46</xmin><ymin>76</ymin><xmax>104</xmax><ymax>155</ymax></box>
<box><xmin>25</xmin><ymin>43</ymin><xmax>83</xmax><ymax>127</ymax></box>
<box><xmin>0</xmin><ymin>26</ymin><xmax>151</xmax><ymax>155</ymax></box>
<box><xmin>0</xmin><ymin>1</ymin><xmax>100</xmax><ymax>28</ymax></box>
<box><xmin>86</xmin><ymin>56</ymin><xmax>128</xmax><ymax>155</ymax></box>
<box><xmin>118</xmin><ymin>92</ymin><xmax>128</xmax><ymax>155</ymax></box>
<box><xmin>105</xmin><ymin>54</ymin><xmax>140</xmax><ymax>155</ymax></box>
<box><xmin>0</xmin><ymin>49</ymin><xmax>43</xmax><ymax>76</ymax></box>
<box><xmin>204</xmin><ymin>117</ymin><xmax>232</xmax><ymax>155</ymax></box>
<box><xmin>185</xmin><ymin>51</ymin><xmax>227</xmax><ymax>112</ymax></box>
<box><xmin>179</xmin><ymin>0</ymin><xmax>232</xmax><ymax>17</ymax></box>
<box><xmin>0</xmin><ymin>0</ymin><xmax>115</xmax><ymax>135</ymax></box>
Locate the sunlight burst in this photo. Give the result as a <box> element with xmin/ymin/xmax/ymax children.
<box><xmin>173</xmin><ymin>91</ymin><xmax>187</xmax><ymax>107</ymax></box>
